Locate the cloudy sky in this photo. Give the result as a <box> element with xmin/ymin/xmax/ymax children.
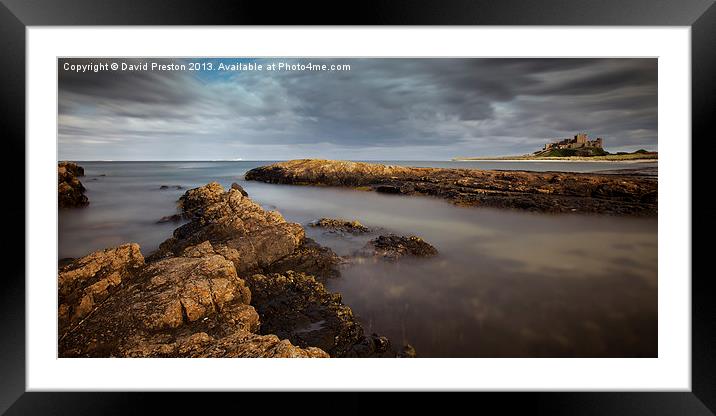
<box><xmin>58</xmin><ymin>58</ymin><xmax>657</xmax><ymax>161</ymax></box>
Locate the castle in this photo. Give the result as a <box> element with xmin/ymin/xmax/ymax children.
<box><xmin>543</xmin><ymin>133</ymin><xmax>603</xmax><ymax>151</ymax></box>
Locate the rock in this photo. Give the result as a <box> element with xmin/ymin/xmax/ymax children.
<box><xmin>267</xmin><ymin>237</ymin><xmax>342</xmax><ymax>280</ymax></box>
<box><xmin>398</xmin><ymin>344</ymin><xmax>417</xmax><ymax>358</ymax></box>
<box><xmin>58</xmin><ymin>161</ymin><xmax>89</xmax><ymax>208</ymax></box>
<box><xmin>176</xmin><ymin>181</ymin><xmax>226</xmax><ymax>217</ymax></box>
<box><xmin>58</xmin><ymin>257</ymin><xmax>76</xmax><ymax>268</ymax></box>
<box><xmin>181</xmin><ymin>240</ymin><xmax>216</xmax><ymax>258</ymax></box>
<box><xmin>310</xmin><ymin>218</ymin><xmax>370</xmax><ymax>233</ymax></box>
<box><xmin>170</xmin><ymin>330</ymin><xmax>329</xmax><ymax>358</ymax></box>
<box><xmin>244</xmin><ymin>271</ymin><xmax>394</xmax><ymax>357</ymax></box>
<box><xmin>61</xmin><ymin>183</ymin><xmax>396</xmax><ymax>358</ymax></box>
<box><xmin>231</xmin><ymin>182</ymin><xmax>249</xmax><ymax>197</ymax></box>
<box><xmin>361</xmin><ymin>234</ymin><xmax>438</xmax><ymax>261</ymax></box>
<box><xmin>58</xmin><ymin>241</ymin><xmax>327</xmax><ymax>358</ymax></box>
<box><xmin>58</xmin><ymin>243</ymin><xmax>145</xmax><ymax>333</ymax></box>
<box><xmin>151</xmin><ymin>182</ymin><xmax>307</xmax><ymax>276</ymax></box>
<box><xmin>159</xmin><ymin>185</ymin><xmax>183</xmax><ymax>190</ymax></box>
<box><xmin>370</xmin><ymin>333</ymin><xmax>392</xmax><ymax>353</ymax></box>
<box><xmin>136</xmin><ymin>246</ymin><xmax>254</xmax><ymax>332</ymax></box>
<box><xmin>123</xmin><ymin>330</ymin><xmax>328</xmax><ymax>358</ymax></box>
<box><xmin>347</xmin><ymin>333</ymin><xmax>395</xmax><ymax>357</ymax></box>
<box><xmin>245</xmin><ymin>159</ymin><xmax>658</xmax><ymax>216</ymax></box>
<box><xmin>158</xmin><ymin>184</ymin><xmax>392</xmax><ymax>355</ymax></box>
<box><xmin>374</xmin><ymin>184</ymin><xmax>403</xmax><ymax>194</ymax></box>
<box><xmin>157</xmin><ymin>214</ymin><xmax>182</xmax><ymax>224</ymax></box>
<box><xmin>59</xmin><ymin>161</ymin><xmax>84</xmax><ymax>177</ymax></box>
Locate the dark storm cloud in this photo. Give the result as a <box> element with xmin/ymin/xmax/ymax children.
<box><xmin>58</xmin><ymin>58</ymin><xmax>657</xmax><ymax>160</ymax></box>
<box><xmin>59</xmin><ymin>58</ymin><xmax>195</xmax><ymax>105</ymax></box>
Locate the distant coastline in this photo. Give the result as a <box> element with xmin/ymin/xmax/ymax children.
<box><xmin>455</xmin><ymin>133</ymin><xmax>658</xmax><ymax>162</ymax></box>
<box><xmin>453</xmin><ymin>152</ymin><xmax>658</xmax><ymax>163</ymax></box>
<box><xmin>453</xmin><ymin>157</ymin><xmax>658</xmax><ymax>163</ymax></box>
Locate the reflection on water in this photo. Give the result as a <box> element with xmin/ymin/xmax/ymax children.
<box><xmin>59</xmin><ymin>161</ymin><xmax>657</xmax><ymax>357</ymax></box>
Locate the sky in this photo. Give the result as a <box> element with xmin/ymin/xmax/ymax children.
<box><xmin>58</xmin><ymin>58</ymin><xmax>657</xmax><ymax>161</ymax></box>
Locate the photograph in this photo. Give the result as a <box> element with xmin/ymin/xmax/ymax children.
<box><xmin>57</xmin><ymin>57</ymin><xmax>659</xmax><ymax>359</ymax></box>
<box><xmin>2</xmin><ymin>0</ymin><xmax>710</xmax><ymax>410</ymax></box>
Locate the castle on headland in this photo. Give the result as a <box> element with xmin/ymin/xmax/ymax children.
<box><xmin>543</xmin><ymin>133</ymin><xmax>603</xmax><ymax>151</ymax></box>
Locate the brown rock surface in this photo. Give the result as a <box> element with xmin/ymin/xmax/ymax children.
<box><xmin>169</xmin><ymin>331</ymin><xmax>329</xmax><ymax>358</ymax></box>
<box><xmin>362</xmin><ymin>234</ymin><xmax>438</xmax><ymax>261</ymax></box>
<box><xmin>149</xmin><ymin>182</ymin><xmax>340</xmax><ymax>278</ymax></box>
<box><xmin>60</xmin><ymin>183</ymin><xmax>395</xmax><ymax>357</ymax></box>
<box><xmin>58</xmin><ymin>161</ymin><xmax>89</xmax><ymax>208</ymax></box>
<box><xmin>137</xmin><ymin>245</ymin><xmax>254</xmax><ymax>332</ymax></box>
<box><xmin>155</xmin><ymin>183</ymin><xmax>390</xmax><ymax>356</ymax></box>
<box><xmin>231</xmin><ymin>182</ymin><xmax>249</xmax><ymax>196</ymax></box>
<box><xmin>267</xmin><ymin>237</ymin><xmax>343</xmax><ymax>280</ymax></box>
<box><xmin>245</xmin><ymin>159</ymin><xmax>658</xmax><ymax>215</ymax></box>
<box><xmin>58</xmin><ymin>243</ymin><xmax>145</xmax><ymax>333</ymax></box>
<box><xmin>310</xmin><ymin>218</ymin><xmax>370</xmax><ymax>233</ymax></box>
<box><xmin>244</xmin><ymin>271</ymin><xmax>393</xmax><ymax>357</ymax></box>
<box><xmin>59</xmin><ymin>241</ymin><xmax>327</xmax><ymax>358</ymax></box>
<box><xmin>150</xmin><ymin>182</ymin><xmax>307</xmax><ymax>275</ymax></box>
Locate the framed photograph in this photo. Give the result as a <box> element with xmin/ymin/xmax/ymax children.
<box><xmin>4</xmin><ymin>0</ymin><xmax>712</xmax><ymax>413</ymax></box>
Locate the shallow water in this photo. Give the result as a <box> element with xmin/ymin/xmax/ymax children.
<box><xmin>59</xmin><ymin>161</ymin><xmax>657</xmax><ymax>357</ymax></box>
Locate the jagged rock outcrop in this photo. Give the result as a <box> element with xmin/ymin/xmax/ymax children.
<box><xmin>245</xmin><ymin>271</ymin><xmax>393</xmax><ymax>357</ymax></box>
<box><xmin>58</xmin><ymin>243</ymin><xmax>145</xmax><ymax>333</ymax></box>
<box><xmin>231</xmin><ymin>182</ymin><xmax>249</xmax><ymax>197</ymax></box>
<box><xmin>245</xmin><ymin>159</ymin><xmax>658</xmax><ymax>216</ymax></box>
<box><xmin>58</xmin><ymin>161</ymin><xmax>89</xmax><ymax>208</ymax></box>
<box><xmin>59</xmin><ymin>241</ymin><xmax>327</xmax><ymax>358</ymax></box>
<box><xmin>149</xmin><ymin>182</ymin><xmax>341</xmax><ymax>278</ymax></box>
<box><xmin>267</xmin><ymin>237</ymin><xmax>343</xmax><ymax>280</ymax></box>
<box><xmin>360</xmin><ymin>234</ymin><xmax>438</xmax><ymax>261</ymax></box>
<box><xmin>60</xmin><ymin>183</ymin><xmax>398</xmax><ymax>358</ymax></box>
<box><xmin>310</xmin><ymin>218</ymin><xmax>370</xmax><ymax>233</ymax></box>
<box><xmin>155</xmin><ymin>183</ymin><xmax>390</xmax><ymax>355</ymax></box>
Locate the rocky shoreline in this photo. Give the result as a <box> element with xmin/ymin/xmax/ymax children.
<box><xmin>59</xmin><ymin>182</ymin><xmax>409</xmax><ymax>358</ymax></box>
<box><xmin>245</xmin><ymin>159</ymin><xmax>658</xmax><ymax>216</ymax></box>
<box><xmin>58</xmin><ymin>161</ymin><xmax>89</xmax><ymax>208</ymax></box>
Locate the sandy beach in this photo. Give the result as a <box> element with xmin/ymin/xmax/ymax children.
<box><xmin>453</xmin><ymin>158</ymin><xmax>658</xmax><ymax>163</ymax></box>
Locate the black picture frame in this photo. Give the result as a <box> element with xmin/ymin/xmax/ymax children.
<box><xmin>2</xmin><ymin>0</ymin><xmax>712</xmax><ymax>413</ymax></box>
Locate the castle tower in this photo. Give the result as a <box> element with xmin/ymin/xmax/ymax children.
<box><xmin>575</xmin><ymin>133</ymin><xmax>588</xmax><ymax>144</ymax></box>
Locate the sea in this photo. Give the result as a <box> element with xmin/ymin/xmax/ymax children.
<box><xmin>58</xmin><ymin>160</ymin><xmax>658</xmax><ymax>357</ymax></box>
